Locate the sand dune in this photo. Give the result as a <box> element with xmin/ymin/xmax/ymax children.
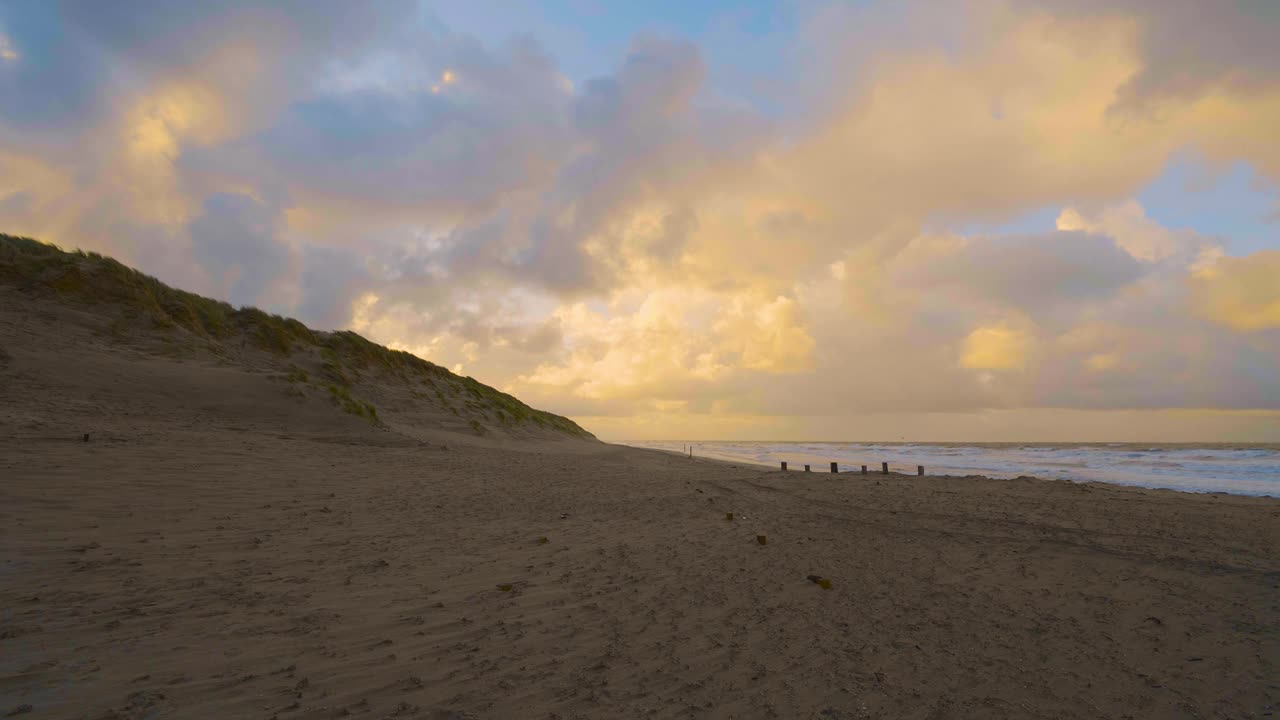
<box><xmin>0</xmin><ymin>234</ymin><xmax>593</xmax><ymax>447</ymax></box>
<box><xmin>2</xmin><ymin>240</ymin><xmax>1279</xmax><ymax>719</ymax></box>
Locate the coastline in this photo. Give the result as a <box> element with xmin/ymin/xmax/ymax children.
<box><xmin>623</xmin><ymin>440</ymin><xmax>1280</xmax><ymax>497</ymax></box>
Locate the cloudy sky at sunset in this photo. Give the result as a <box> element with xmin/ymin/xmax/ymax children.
<box><xmin>2</xmin><ymin>1</ymin><xmax>1278</xmax><ymax>441</ymax></box>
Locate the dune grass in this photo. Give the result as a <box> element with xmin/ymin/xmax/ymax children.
<box><xmin>1</xmin><ymin>234</ymin><xmax>316</xmax><ymax>354</ymax></box>
<box><xmin>1</xmin><ymin>233</ymin><xmax>594</xmax><ymax>439</ymax></box>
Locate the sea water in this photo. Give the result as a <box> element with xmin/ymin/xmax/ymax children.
<box><xmin>623</xmin><ymin>441</ymin><xmax>1280</xmax><ymax>497</ymax></box>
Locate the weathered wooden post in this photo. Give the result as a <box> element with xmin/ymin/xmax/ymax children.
<box><xmin>830</xmin><ymin>462</ymin><xmax>838</xmax><ymax>473</ymax></box>
<box><xmin>804</xmin><ymin>464</ymin><xmax>811</xmax><ymax>472</ymax></box>
<box><xmin>781</xmin><ymin>461</ymin><xmax>788</xmax><ymax>471</ymax></box>
<box><xmin>861</xmin><ymin>465</ymin><xmax>867</xmax><ymax>475</ymax></box>
<box><xmin>882</xmin><ymin>462</ymin><xmax>889</xmax><ymax>474</ymax></box>
<box><xmin>918</xmin><ymin>465</ymin><xmax>924</xmax><ymax>476</ymax></box>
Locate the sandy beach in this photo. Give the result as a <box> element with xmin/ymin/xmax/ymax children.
<box><xmin>4</xmin><ymin>431</ymin><xmax>1279</xmax><ymax>720</ymax></box>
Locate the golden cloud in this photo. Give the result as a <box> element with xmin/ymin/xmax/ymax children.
<box><xmin>960</xmin><ymin>322</ymin><xmax>1032</xmax><ymax>371</ymax></box>
<box><xmin>0</xmin><ymin>33</ymin><xmax>17</xmax><ymax>62</ymax></box>
<box><xmin>1192</xmin><ymin>251</ymin><xmax>1280</xmax><ymax>330</ymax></box>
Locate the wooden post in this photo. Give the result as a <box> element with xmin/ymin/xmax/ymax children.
<box><xmin>918</xmin><ymin>465</ymin><xmax>924</xmax><ymax>476</ymax></box>
<box><xmin>82</xmin><ymin>433</ymin><xmax>89</xmax><ymax>443</ymax></box>
<box><xmin>804</xmin><ymin>464</ymin><xmax>811</xmax><ymax>472</ymax></box>
<box><xmin>861</xmin><ymin>465</ymin><xmax>867</xmax><ymax>475</ymax></box>
<box><xmin>830</xmin><ymin>462</ymin><xmax>838</xmax><ymax>473</ymax></box>
<box><xmin>882</xmin><ymin>462</ymin><xmax>889</xmax><ymax>474</ymax></box>
<box><xmin>781</xmin><ymin>461</ymin><xmax>788</xmax><ymax>471</ymax></box>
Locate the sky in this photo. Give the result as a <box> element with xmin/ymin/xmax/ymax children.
<box><xmin>1</xmin><ymin>1</ymin><xmax>1278</xmax><ymax>442</ymax></box>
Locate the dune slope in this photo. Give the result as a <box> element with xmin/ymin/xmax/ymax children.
<box><xmin>0</xmin><ymin>233</ymin><xmax>593</xmax><ymax>445</ymax></box>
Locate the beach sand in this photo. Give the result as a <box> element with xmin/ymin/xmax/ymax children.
<box><xmin>3</xmin><ymin>292</ymin><xmax>1279</xmax><ymax>719</ymax></box>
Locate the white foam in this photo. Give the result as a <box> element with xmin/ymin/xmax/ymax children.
<box><xmin>627</xmin><ymin>441</ymin><xmax>1279</xmax><ymax>496</ymax></box>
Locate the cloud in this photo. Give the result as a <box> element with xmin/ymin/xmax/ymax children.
<box><xmin>1192</xmin><ymin>250</ymin><xmax>1280</xmax><ymax>330</ymax></box>
<box><xmin>1037</xmin><ymin>0</ymin><xmax>1280</xmax><ymax>107</ymax></box>
<box><xmin>0</xmin><ymin>31</ymin><xmax>17</xmax><ymax>62</ymax></box>
<box><xmin>297</xmin><ymin>243</ymin><xmax>371</xmax><ymax>330</ymax></box>
<box><xmin>1055</xmin><ymin>200</ymin><xmax>1215</xmax><ymax>263</ymax></box>
<box><xmin>188</xmin><ymin>193</ymin><xmax>289</xmax><ymax>308</ymax></box>
<box><xmin>252</xmin><ymin>33</ymin><xmax>572</xmax><ymax>219</ymax></box>
<box><xmin>961</xmin><ymin>323</ymin><xmax>1032</xmax><ymax>371</ymax></box>
<box><xmin>904</xmin><ymin>231</ymin><xmax>1145</xmax><ymax>314</ymax></box>
<box><xmin>1</xmin><ymin>0</ymin><xmax>1278</xmax><ymax>440</ymax></box>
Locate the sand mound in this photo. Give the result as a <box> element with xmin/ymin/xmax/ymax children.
<box><xmin>0</xmin><ymin>233</ymin><xmax>593</xmax><ymax>446</ymax></box>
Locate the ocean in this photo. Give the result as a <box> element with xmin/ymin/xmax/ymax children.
<box><xmin>622</xmin><ymin>441</ymin><xmax>1280</xmax><ymax>497</ymax></box>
